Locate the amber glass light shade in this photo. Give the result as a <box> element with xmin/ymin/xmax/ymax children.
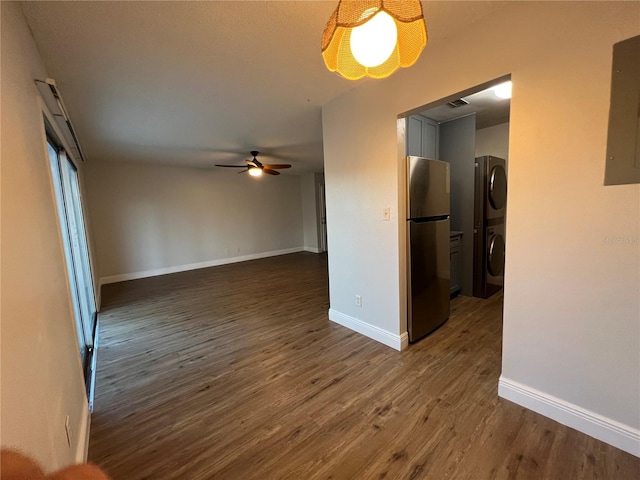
<box><xmin>321</xmin><ymin>0</ymin><xmax>428</xmax><ymax>80</ymax></box>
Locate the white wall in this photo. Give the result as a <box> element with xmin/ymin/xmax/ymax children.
<box><xmin>323</xmin><ymin>88</ymin><xmax>402</xmax><ymax>348</ymax></box>
<box><xmin>301</xmin><ymin>172</ymin><xmax>320</xmax><ymax>252</ymax></box>
<box><xmin>476</xmin><ymin>122</ymin><xmax>510</xmax><ymax>162</ymax></box>
<box><xmin>84</xmin><ymin>161</ymin><xmax>305</xmax><ymax>282</ymax></box>
<box><xmin>322</xmin><ymin>1</ymin><xmax>639</xmax><ymax>454</ymax></box>
<box><xmin>1</xmin><ymin>1</ymin><xmax>91</xmax><ymax>469</ymax></box>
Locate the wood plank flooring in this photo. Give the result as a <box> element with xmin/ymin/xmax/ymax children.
<box><xmin>89</xmin><ymin>252</ymin><xmax>639</xmax><ymax>479</ymax></box>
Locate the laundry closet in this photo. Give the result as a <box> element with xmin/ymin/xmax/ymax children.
<box><xmin>406</xmin><ymin>83</ymin><xmax>510</xmax><ymax>299</ymax></box>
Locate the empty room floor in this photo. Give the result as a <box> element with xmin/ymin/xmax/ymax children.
<box><xmin>88</xmin><ymin>252</ymin><xmax>639</xmax><ymax>479</ymax></box>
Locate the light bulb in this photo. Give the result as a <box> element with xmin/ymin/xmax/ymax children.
<box><xmin>493</xmin><ymin>81</ymin><xmax>512</xmax><ymax>99</ymax></box>
<box><xmin>249</xmin><ymin>168</ymin><xmax>262</xmax><ymax>177</ymax></box>
<box><xmin>350</xmin><ymin>10</ymin><xmax>398</xmax><ymax>68</ymax></box>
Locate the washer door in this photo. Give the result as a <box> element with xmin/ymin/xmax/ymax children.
<box><xmin>487</xmin><ymin>233</ymin><xmax>505</xmax><ymax>277</ymax></box>
<box><xmin>488</xmin><ymin>165</ymin><xmax>507</xmax><ymax>211</ymax></box>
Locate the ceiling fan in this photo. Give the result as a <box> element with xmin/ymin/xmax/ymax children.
<box><xmin>215</xmin><ymin>151</ymin><xmax>291</xmax><ymax>177</ymax></box>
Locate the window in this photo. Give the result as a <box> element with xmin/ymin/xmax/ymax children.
<box><xmin>47</xmin><ymin>136</ymin><xmax>96</xmax><ymax>384</ymax></box>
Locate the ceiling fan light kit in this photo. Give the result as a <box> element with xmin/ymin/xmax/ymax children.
<box><xmin>215</xmin><ymin>151</ymin><xmax>292</xmax><ymax>177</ymax></box>
<box><xmin>321</xmin><ymin>0</ymin><xmax>428</xmax><ymax>80</ymax></box>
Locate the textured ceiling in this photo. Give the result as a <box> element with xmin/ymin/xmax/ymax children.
<box><xmin>21</xmin><ymin>1</ymin><xmax>505</xmax><ymax>173</ymax></box>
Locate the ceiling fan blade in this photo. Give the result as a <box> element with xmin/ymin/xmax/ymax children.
<box><xmin>237</xmin><ymin>169</ymin><xmax>249</xmax><ymax>174</ymax></box>
<box><xmin>263</xmin><ymin>164</ymin><xmax>291</xmax><ymax>169</ymax></box>
<box><xmin>216</xmin><ymin>164</ymin><xmax>248</xmax><ymax>168</ymax></box>
<box><xmin>263</xmin><ymin>168</ymin><xmax>280</xmax><ymax>175</ymax></box>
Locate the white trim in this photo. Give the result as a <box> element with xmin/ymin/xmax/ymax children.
<box><xmin>303</xmin><ymin>246</ymin><xmax>322</xmax><ymax>253</ymax></box>
<box><xmin>75</xmin><ymin>403</ymin><xmax>91</xmax><ymax>462</ymax></box>
<box><xmin>88</xmin><ymin>316</ymin><xmax>100</xmax><ymax>413</ymax></box>
<box><xmin>96</xmin><ymin>281</ymin><xmax>103</xmax><ymax>312</ymax></box>
<box><xmin>498</xmin><ymin>377</ymin><xmax>640</xmax><ymax>457</ymax></box>
<box><xmin>400</xmin><ymin>331</ymin><xmax>409</xmax><ymax>350</ymax></box>
<box><xmin>100</xmin><ymin>247</ymin><xmax>304</xmax><ymax>285</ymax></box>
<box><xmin>328</xmin><ymin>309</ymin><xmax>407</xmax><ymax>351</ymax></box>
<box><xmin>37</xmin><ymin>95</ymin><xmax>79</xmax><ymax>167</ymax></box>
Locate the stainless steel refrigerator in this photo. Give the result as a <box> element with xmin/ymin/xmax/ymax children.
<box><xmin>406</xmin><ymin>156</ymin><xmax>451</xmax><ymax>343</ymax></box>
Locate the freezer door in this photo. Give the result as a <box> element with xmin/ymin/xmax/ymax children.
<box><xmin>407</xmin><ymin>156</ymin><xmax>450</xmax><ymax>219</ymax></box>
<box><xmin>408</xmin><ymin>219</ymin><xmax>451</xmax><ymax>342</ymax></box>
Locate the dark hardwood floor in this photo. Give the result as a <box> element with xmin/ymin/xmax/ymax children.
<box><xmin>89</xmin><ymin>252</ymin><xmax>639</xmax><ymax>479</ymax></box>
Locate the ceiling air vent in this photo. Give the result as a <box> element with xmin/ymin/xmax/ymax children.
<box><xmin>447</xmin><ymin>98</ymin><xmax>469</xmax><ymax>108</ymax></box>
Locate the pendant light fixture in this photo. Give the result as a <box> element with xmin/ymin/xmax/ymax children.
<box><xmin>321</xmin><ymin>0</ymin><xmax>428</xmax><ymax>80</ymax></box>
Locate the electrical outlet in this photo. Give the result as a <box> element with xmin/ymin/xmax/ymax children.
<box><xmin>64</xmin><ymin>415</ymin><xmax>72</xmax><ymax>447</ymax></box>
<box><xmin>355</xmin><ymin>295</ymin><xmax>362</xmax><ymax>307</ymax></box>
<box><xmin>383</xmin><ymin>207</ymin><xmax>391</xmax><ymax>221</ymax></box>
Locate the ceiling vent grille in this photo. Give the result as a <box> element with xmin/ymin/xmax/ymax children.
<box><xmin>35</xmin><ymin>78</ymin><xmax>86</xmax><ymax>162</ymax></box>
<box><xmin>447</xmin><ymin>98</ymin><xmax>469</xmax><ymax>108</ymax></box>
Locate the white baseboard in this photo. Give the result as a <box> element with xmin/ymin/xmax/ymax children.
<box><xmin>498</xmin><ymin>377</ymin><xmax>640</xmax><ymax>457</ymax></box>
<box><xmin>303</xmin><ymin>246</ymin><xmax>322</xmax><ymax>253</ymax></box>
<box><xmin>100</xmin><ymin>247</ymin><xmax>304</xmax><ymax>285</ymax></box>
<box><xmin>328</xmin><ymin>309</ymin><xmax>407</xmax><ymax>351</ymax></box>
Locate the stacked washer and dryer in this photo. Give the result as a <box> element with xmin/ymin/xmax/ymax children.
<box><xmin>473</xmin><ymin>156</ymin><xmax>507</xmax><ymax>298</ymax></box>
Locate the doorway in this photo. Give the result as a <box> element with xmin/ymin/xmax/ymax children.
<box><xmin>399</xmin><ymin>77</ymin><xmax>511</xmax><ymax>334</ymax></box>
